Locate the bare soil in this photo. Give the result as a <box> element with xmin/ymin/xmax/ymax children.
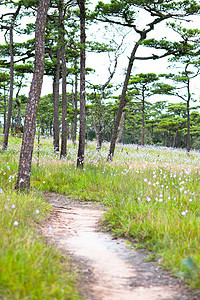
<box><xmin>40</xmin><ymin>193</ymin><xmax>200</xmax><ymax>300</ymax></box>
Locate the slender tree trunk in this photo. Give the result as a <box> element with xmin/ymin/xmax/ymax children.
<box><xmin>17</xmin><ymin>106</ymin><xmax>21</xmax><ymax>126</ymax></box>
<box><xmin>2</xmin><ymin>7</ymin><xmax>21</xmax><ymax>149</ymax></box>
<box><xmin>90</xmin><ymin>110</ymin><xmax>98</xmax><ymax>141</ymax></box>
<box><xmin>15</xmin><ymin>77</ymin><xmax>23</xmax><ymax>127</ymax></box>
<box><xmin>71</xmin><ymin>72</ymin><xmax>78</xmax><ymax>145</ymax></box>
<box><xmin>116</xmin><ymin>111</ymin><xmax>126</xmax><ymax>143</ymax></box>
<box><xmin>97</xmin><ymin>117</ymin><xmax>103</xmax><ymax>150</ymax></box>
<box><xmin>173</xmin><ymin>133</ymin><xmax>177</xmax><ymax>148</ymax></box>
<box><xmin>2</xmin><ymin>5</ymin><xmax>21</xmax><ymax>149</ymax></box>
<box><xmin>186</xmin><ymin>98</ymin><xmax>190</xmax><ymax>152</ymax></box>
<box><xmin>71</xmin><ymin>84</ymin><xmax>75</xmax><ymax>141</ymax></box>
<box><xmin>3</xmin><ymin>86</ymin><xmax>7</xmax><ymax>134</ymax></box>
<box><xmin>49</xmin><ymin>120</ymin><xmax>52</xmax><ymax>136</ymax></box>
<box><xmin>186</xmin><ymin>78</ymin><xmax>190</xmax><ymax>153</ymax></box>
<box><xmin>141</xmin><ymin>88</ymin><xmax>145</xmax><ymax>146</ymax></box>
<box><xmin>77</xmin><ymin>0</ymin><xmax>86</xmax><ymax>168</ymax></box>
<box><xmin>60</xmin><ymin>30</ymin><xmax>67</xmax><ymax>158</ymax></box>
<box><xmin>15</xmin><ymin>0</ymin><xmax>49</xmax><ymax>191</ymax></box>
<box><xmin>122</xmin><ymin>115</ymin><xmax>126</xmax><ymax>144</ymax></box>
<box><xmin>53</xmin><ymin>44</ymin><xmax>61</xmax><ymax>153</ymax></box>
<box><xmin>52</xmin><ymin>75</ymin><xmax>56</xmax><ymax>143</ymax></box>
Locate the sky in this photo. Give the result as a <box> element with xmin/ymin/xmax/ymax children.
<box><xmin>1</xmin><ymin>1</ymin><xmax>200</xmax><ymax>106</ymax></box>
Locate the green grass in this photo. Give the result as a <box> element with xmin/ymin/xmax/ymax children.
<box><xmin>0</xmin><ymin>140</ymin><xmax>82</xmax><ymax>299</ymax></box>
<box><xmin>1</xmin><ymin>135</ymin><xmax>200</xmax><ymax>292</ymax></box>
<box><xmin>31</xmin><ymin>140</ymin><xmax>200</xmax><ymax>289</ymax></box>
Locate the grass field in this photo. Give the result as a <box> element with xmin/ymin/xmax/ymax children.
<box><xmin>0</xmin><ymin>135</ymin><xmax>200</xmax><ymax>298</ymax></box>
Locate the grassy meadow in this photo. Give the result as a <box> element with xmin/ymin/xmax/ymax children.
<box><xmin>0</xmin><ymin>134</ymin><xmax>200</xmax><ymax>298</ymax></box>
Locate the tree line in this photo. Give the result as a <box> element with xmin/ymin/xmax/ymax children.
<box><xmin>0</xmin><ymin>0</ymin><xmax>200</xmax><ymax>191</ymax></box>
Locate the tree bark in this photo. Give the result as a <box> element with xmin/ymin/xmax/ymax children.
<box><xmin>2</xmin><ymin>5</ymin><xmax>21</xmax><ymax>150</ymax></box>
<box><xmin>53</xmin><ymin>44</ymin><xmax>61</xmax><ymax>153</ymax></box>
<box><xmin>186</xmin><ymin>78</ymin><xmax>190</xmax><ymax>153</ymax></box>
<box><xmin>60</xmin><ymin>17</ymin><xmax>67</xmax><ymax>158</ymax></box>
<box><xmin>3</xmin><ymin>86</ymin><xmax>7</xmax><ymax>134</ymax></box>
<box><xmin>116</xmin><ymin>111</ymin><xmax>126</xmax><ymax>143</ymax></box>
<box><xmin>90</xmin><ymin>110</ymin><xmax>98</xmax><ymax>141</ymax></box>
<box><xmin>71</xmin><ymin>71</ymin><xmax>78</xmax><ymax>145</ymax></box>
<box><xmin>141</xmin><ymin>87</ymin><xmax>145</xmax><ymax>146</ymax></box>
<box><xmin>77</xmin><ymin>0</ymin><xmax>86</xmax><ymax>168</ymax></box>
<box><xmin>16</xmin><ymin>0</ymin><xmax>49</xmax><ymax>191</ymax></box>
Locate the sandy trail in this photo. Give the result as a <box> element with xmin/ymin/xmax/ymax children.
<box><xmin>40</xmin><ymin>194</ymin><xmax>198</xmax><ymax>300</ymax></box>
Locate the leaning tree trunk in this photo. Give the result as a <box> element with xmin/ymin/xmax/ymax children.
<box><xmin>2</xmin><ymin>5</ymin><xmax>21</xmax><ymax>150</ymax></box>
<box><xmin>107</xmin><ymin>15</ymin><xmax>168</xmax><ymax>160</ymax></box>
<box><xmin>77</xmin><ymin>0</ymin><xmax>86</xmax><ymax>168</ymax></box>
<box><xmin>15</xmin><ymin>0</ymin><xmax>49</xmax><ymax>191</ymax></box>
<box><xmin>107</xmin><ymin>39</ymin><xmax>141</xmax><ymax>161</ymax></box>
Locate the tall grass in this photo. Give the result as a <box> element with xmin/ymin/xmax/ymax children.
<box><xmin>1</xmin><ymin>135</ymin><xmax>200</xmax><ymax>290</ymax></box>
<box><xmin>31</xmin><ymin>139</ymin><xmax>200</xmax><ymax>289</ymax></box>
<box><xmin>0</xmin><ymin>137</ymin><xmax>82</xmax><ymax>299</ymax></box>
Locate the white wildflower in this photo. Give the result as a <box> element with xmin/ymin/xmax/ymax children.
<box><xmin>181</xmin><ymin>211</ymin><xmax>186</xmax><ymax>216</ymax></box>
<box><xmin>19</xmin><ymin>178</ymin><xmax>24</xmax><ymax>184</ymax></box>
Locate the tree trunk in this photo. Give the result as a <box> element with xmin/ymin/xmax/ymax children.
<box><xmin>186</xmin><ymin>99</ymin><xmax>190</xmax><ymax>152</ymax></box>
<box><xmin>2</xmin><ymin>6</ymin><xmax>21</xmax><ymax>149</ymax></box>
<box><xmin>17</xmin><ymin>106</ymin><xmax>21</xmax><ymax>126</ymax></box>
<box><xmin>116</xmin><ymin>111</ymin><xmax>126</xmax><ymax>143</ymax></box>
<box><xmin>141</xmin><ymin>88</ymin><xmax>145</xmax><ymax>146</ymax></box>
<box><xmin>90</xmin><ymin>110</ymin><xmax>98</xmax><ymax>141</ymax></box>
<box><xmin>172</xmin><ymin>133</ymin><xmax>177</xmax><ymax>148</ymax></box>
<box><xmin>107</xmin><ymin>39</ymin><xmax>141</xmax><ymax>160</ymax></box>
<box><xmin>122</xmin><ymin>115</ymin><xmax>126</xmax><ymax>144</ymax></box>
<box><xmin>2</xmin><ymin>18</ymin><xmax>14</xmax><ymax>150</ymax></box>
<box><xmin>60</xmin><ymin>29</ymin><xmax>67</xmax><ymax>158</ymax></box>
<box><xmin>49</xmin><ymin>120</ymin><xmax>52</xmax><ymax>136</ymax></box>
<box><xmin>77</xmin><ymin>0</ymin><xmax>86</xmax><ymax>168</ymax></box>
<box><xmin>186</xmin><ymin>78</ymin><xmax>190</xmax><ymax>152</ymax></box>
<box><xmin>185</xmin><ymin>64</ymin><xmax>191</xmax><ymax>153</ymax></box>
<box><xmin>15</xmin><ymin>0</ymin><xmax>49</xmax><ymax>191</ymax></box>
<box><xmin>97</xmin><ymin>117</ymin><xmax>103</xmax><ymax>150</ymax></box>
<box><xmin>71</xmin><ymin>71</ymin><xmax>78</xmax><ymax>145</ymax></box>
<box><xmin>3</xmin><ymin>86</ymin><xmax>7</xmax><ymax>134</ymax></box>
<box><xmin>53</xmin><ymin>44</ymin><xmax>61</xmax><ymax>153</ymax></box>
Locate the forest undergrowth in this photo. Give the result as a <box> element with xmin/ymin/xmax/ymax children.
<box><xmin>0</xmin><ymin>135</ymin><xmax>200</xmax><ymax>298</ymax></box>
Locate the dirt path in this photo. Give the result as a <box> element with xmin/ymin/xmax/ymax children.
<box><xmin>40</xmin><ymin>193</ymin><xmax>199</xmax><ymax>300</ymax></box>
